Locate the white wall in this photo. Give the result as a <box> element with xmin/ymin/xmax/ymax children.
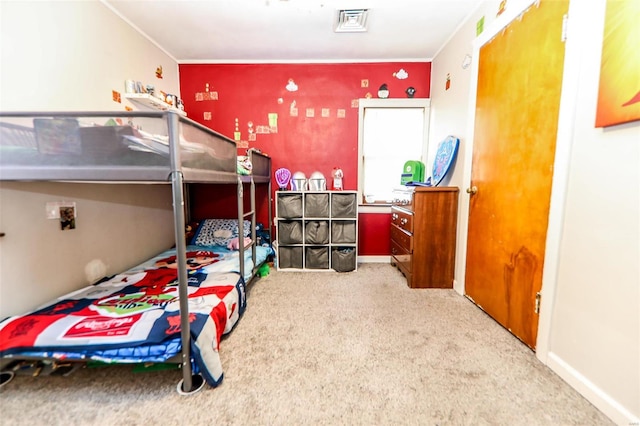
<box><xmin>431</xmin><ymin>0</ymin><xmax>640</xmax><ymax>424</ymax></box>
<box><xmin>545</xmin><ymin>0</ymin><xmax>639</xmax><ymax>423</ymax></box>
<box><xmin>0</xmin><ymin>0</ymin><xmax>180</xmax><ymax>111</ymax></box>
<box><xmin>0</xmin><ymin>1</ymin><xmax>181</xmax><ymax>316</ymax></box>
<box><xmin>427</xmin><ymin>0</ymin><xmax>500</xmax><ymax>294</ymax></box>
<box><xmin>0</xmin><ymin>182</ymin><xmax>174</xmax><ymax>316</ymax></box>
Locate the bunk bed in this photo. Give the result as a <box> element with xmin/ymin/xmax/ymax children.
<box><xmin>0</xmin><ymin>111</ymin><xmax>272</xmax><ymax>394</ymax></box>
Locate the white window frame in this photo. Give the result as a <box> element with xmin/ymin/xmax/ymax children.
<box><xmin>357</xmin><ymin>98</ymin><xmax>431</xmax><ymax>208</ymax></box>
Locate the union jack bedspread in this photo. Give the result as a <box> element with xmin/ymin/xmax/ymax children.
<box><xmin>0</xmin><ymin>250</ymin><xmax>246</xmax><ymax>387</ymax></box>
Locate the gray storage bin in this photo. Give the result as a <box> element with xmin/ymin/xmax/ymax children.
<box><xmin>304</xmin><ymin>193</ymin><xmax>330</xmax><ymax>217</ymax></box>
<box><xmin>278</xmin><ymin>246</ymin><xmax>303</xmax><ymax>269</ymax></box>
<box><xmin>305</xmin><ymin>247</ymin><xmax>329</xmax><ymax>269</ymax></box>
<box><xmin>277</xmin><ymin>193</ymin><xmax>303</xmax><ymax>218</ymax></box>
<box><xmin>331</xmin><ymin>221</ymin><xmax>356</xmax><ymax>244</ymax></box>
<box><xmin>332</xmin><ymin>247</ymin><xmax>356</xmax><ymax>272</ymax></box>
<box><xmin>278</xmin><ymin>220</ymin><xmax>303</xmax><ymax>244</ymax></box>
<box><xmin>331</xmin><ymin>193</ymin><xmax>357</xmax><ymax>218</ymax></box>
<box><xmin>305</xmin><ymin>220</ymin><xmax>329</xmax><ymax>244</ymax></box>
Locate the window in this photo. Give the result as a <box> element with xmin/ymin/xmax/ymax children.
<box><xmin>357</xmin><ymin>98</ymin><xmax>430</xmax><ymax>204</ymax></box>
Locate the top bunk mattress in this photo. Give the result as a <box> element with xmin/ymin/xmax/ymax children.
<box><xmin>0</xmin><ymin>111</ymin><xmax>240</xmax><ymax>182</ymax></box>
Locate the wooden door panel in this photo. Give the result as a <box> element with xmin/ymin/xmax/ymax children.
<box><xmin>465</xmin><ymin>0</ymin><xmax>568</xmax><ymax>349</ymax></box>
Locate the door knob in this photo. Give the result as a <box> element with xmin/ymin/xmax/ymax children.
<box><xmin>466</xmin><ymin>186</ymin><xmax>478</xmax><ymax>195</ymax></box>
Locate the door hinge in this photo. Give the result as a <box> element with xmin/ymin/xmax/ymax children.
<box><xmin>534</xmin><ymin>292</ymin><xmax>542</xmax><ymax>314</ymax></box>
<box><xmin>561</xmin><ymin>14</ymin><xmax>568</xmax><ymax>42</ymax></box>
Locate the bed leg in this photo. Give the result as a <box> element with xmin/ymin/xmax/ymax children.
<box><xmin>0</xmin><ymin>371</ymin><xmax>15</xmax><ymax>388</ymax></box>
<box><xmin>176</xmin><ymin>373</ymin><xmax>205</xmax><ymax>395</ymax></box>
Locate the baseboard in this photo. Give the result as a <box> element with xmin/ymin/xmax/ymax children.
<box><xmin>452</xmin><ymin>279</ymin><xmax>464</xmax><ymax>296</ymax></box>
<box><xmin>546</xmin><ymin>352</ymin><xmax>639</xmax><ymax>425</ymax></box>
<box><xmin>357</xmin><ymin>255</ymin><xmax>391</xmax><ymax>263</ymax></box>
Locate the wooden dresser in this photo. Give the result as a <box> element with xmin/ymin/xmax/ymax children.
<box><xmin>390</xmin><ymin>186</ymin><xmax>459</xmax><ymax>288</ymax></box>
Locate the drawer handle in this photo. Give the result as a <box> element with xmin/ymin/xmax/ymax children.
<box><xmin>400</xmin><ymin>218</ymin><xmax>408</xmax><ymax>225</ymax></box>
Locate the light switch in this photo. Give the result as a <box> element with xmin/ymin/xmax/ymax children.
<box><xmin>46</xmin><ymin>202</ymin><xmax>61</xmax><ymax>219</ymax></box>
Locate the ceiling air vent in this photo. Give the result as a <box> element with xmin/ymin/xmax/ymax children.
<box><xmin>334</xmin><ymin>9</ymin><xmax>369</xmax><ymax>33</ymax></box>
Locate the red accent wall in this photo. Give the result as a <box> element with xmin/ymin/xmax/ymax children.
<box><xmin>179</xmin><ymin>62</ymin><xmax>431</xmax><ymax>255</ymax></box>
<box><xmin>189</xmin><ymin>184</ymin><xmax>271</xmax><ymax>227</ymax></box>
<box><xmin>358</xmin><ymin>212</ymin><xmax>392</xmax><ymax>255</ymax></box>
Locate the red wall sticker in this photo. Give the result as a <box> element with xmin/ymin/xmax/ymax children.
<box><xmin>179</xmin><ymin>62</ymin><xmax>431</xmax><ymax>255</ymax></box>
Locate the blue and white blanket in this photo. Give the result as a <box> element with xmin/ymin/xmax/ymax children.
<box><xmin>0</xmin><ymin>248</ymin><xmax>252</xmax><ymax>387</ymax></box>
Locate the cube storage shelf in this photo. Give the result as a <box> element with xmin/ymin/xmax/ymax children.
<box><xmin>274</xmin><ymin>191</ymin><xmax>358</xmax><ymax>272</ymax></box>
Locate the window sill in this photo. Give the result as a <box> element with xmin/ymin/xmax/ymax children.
<box><xmin>358</xmin><ymin>204</ymin><xmax>392</xmax><ymax>214</ymax></box>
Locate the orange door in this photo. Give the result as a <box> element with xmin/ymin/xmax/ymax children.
<box><xmin>465</xmin><ymin>0</ymin><xmax>569</xmax><ymax>349</ymax></box>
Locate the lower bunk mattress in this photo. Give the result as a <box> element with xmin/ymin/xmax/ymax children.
<box><xmin>132</xmin><ymin>244</ymin><xmax>272</xmax><ymax>283</ymax></box>
<box><xmin>0</xmin><ymin>245</ymin><xmax>272</xmax><ymax>387</ymax></box>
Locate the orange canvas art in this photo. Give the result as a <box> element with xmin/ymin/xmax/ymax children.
<box><xmin>595</xmin><ymin>0</ymin><xmax>640</xmax><ymax>127</ymax></box>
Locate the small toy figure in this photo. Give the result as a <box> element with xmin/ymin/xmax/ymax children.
<box><xmin>257</xmin><ymin>263</ymin><xmax>270</xmax><ymax>277</ymax></box>
<box><xmin>332</xmin><ymin>167</ymin><xmax>343</xmax><ymax>191</ymax></box>
<box><xmin>377</xmin><ymin>84</ymin><xmax>389</xmax><ymax>99</ymax></box>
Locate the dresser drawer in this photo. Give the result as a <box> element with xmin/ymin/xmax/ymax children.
<box><xmin>390</xmin><ymin>239</ymin><xmax>412</xmax><ymax>272</ymax></box>
<box><xmin>391</xmin><ymin>207</ymin><xmax>413</xmax><ymax>233</ymax></box>
<box><xmin>390</xmin><ymin>224</ymin><xmax>412</xmax><ymax>252</ymax></box>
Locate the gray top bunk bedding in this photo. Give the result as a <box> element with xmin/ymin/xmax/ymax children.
<box><xmin>0</xmin><ymin>111</ymin><xmax>271</xmax><ymax>183</ymax></box>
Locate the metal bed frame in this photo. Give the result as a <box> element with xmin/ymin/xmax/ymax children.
<box><xmin>0</xmin><ymin>111</ymin><xmax>272</xmax><ymax>394</ymax></box>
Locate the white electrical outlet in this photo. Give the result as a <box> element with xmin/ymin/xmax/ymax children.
<box><xmin>46</xmin><ymin>202</ymin><xmax>60</xmax><ymax>219</ymax></box>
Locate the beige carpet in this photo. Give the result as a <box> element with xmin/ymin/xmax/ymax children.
<box><xmin>0</xmin><ymin>264</ymin><xmax>612</xmax><ymax>425</ymax></box>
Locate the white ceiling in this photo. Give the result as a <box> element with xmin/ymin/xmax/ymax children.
<box><xmin>102</xmin><ymin>0</ymin><xmax>483</xmax><ymax>63</ymax></box>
